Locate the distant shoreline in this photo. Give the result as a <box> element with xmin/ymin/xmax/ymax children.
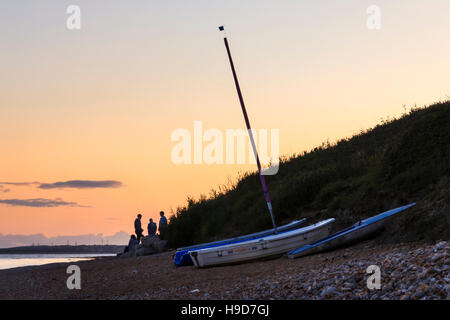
<box><xmin>0</xmin><ymin>245</ymin><xmax>125</xmax><ymax>255</ymax></box>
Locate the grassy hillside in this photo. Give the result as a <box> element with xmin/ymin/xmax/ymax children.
<box><xmin>166</xmin><ymin>101</ymin><xmax>450</xmax><ymax>248</ymax></box>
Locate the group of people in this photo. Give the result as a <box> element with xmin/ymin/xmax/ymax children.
<box><xmin>125</xmin><ymin>211</ymin><xmax>168</xmax><ymax>252</ymax></box>
<box><xmin>134</xmin><ymin>211</ymin><xmax>167</xmax><ymax>241</ymax></box>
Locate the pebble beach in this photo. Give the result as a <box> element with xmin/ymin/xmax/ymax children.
<box><xmin>0</xmin><ymin>240</ymin><xmax>448</xmax><ymax>300</ymax></box>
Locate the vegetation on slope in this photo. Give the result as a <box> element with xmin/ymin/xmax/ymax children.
<box><xmin>166</xmin><ymin>101</ymin><xmax>450</xmax><ymax>248</ymax></box>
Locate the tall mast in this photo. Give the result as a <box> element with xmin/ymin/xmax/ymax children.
<box><xmin>219</xmin><ymin>26</ymin><xmax>277</xmax><ymax>231</ymax></box>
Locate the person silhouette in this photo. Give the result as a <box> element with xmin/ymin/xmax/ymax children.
<box><xmin>148</xmin><ymin>218</ymin><xmax>157</xmax><ymax>237</ymax></box>
<box><xmin>158</xmin><ymin>211</ymin><xmax>167</xmax><ymax>240</ymax></box>
<box><xmin>134</xmin><ymin>213</ymin><xmax>144</xmax><ymax>242</ymax></box>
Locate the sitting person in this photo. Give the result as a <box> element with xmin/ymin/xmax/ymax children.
<box><xmin>124</xmin><ymin>234</ymin><xmax>139</xmax><ymax>253</ymax></box>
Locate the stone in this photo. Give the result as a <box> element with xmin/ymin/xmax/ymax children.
<box><xmin>414</xmin><ymin>290</ymin><xmax>424</xmax><ymax>299</ymax></box>
<box><xmin>435</xmin><ymin>241</ymin><xmax>446</xmax><ymax>250</ymax></box>
<box><xmin>321</xmin><ymin>286</ymin><xmax>336</xmax><ymax>298</ymax></box>
<box><xmin>142</xmin><ymin>235</ymin><xmax>169</xmax><ymax>253</ymax></box>
<box><xmin>431</xmin><ymin>253</ymin><xmax>444</xmax><ymax>262</ymax></box>
<box><xmin>445</xmin><ymin>284</ymin><xmax>450</xmax><ymax>294</ymax></box>
<box><xmin>136</xmin><ymin>246</ymin><xmax>156</xmax><ymax>256</ymax></box>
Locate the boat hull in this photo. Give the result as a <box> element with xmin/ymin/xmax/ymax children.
<box><xmin>287</xmin><ymin>203</ymin><xmax>416</xmax><ymax>259</ymax></box>
<box><xmin>288</xmin><ymin>220</ymin><xmax>383</xmax><ymax>258</ymax></box>
<box><xmin>189</xmin><ymin>218</ymin><xmax>335</xmax><ymax>267</ymax></box>
<box><xmin>174</xmin><ymin>219</ymin><xmax>306</xmax><ymax>266</ymax></box>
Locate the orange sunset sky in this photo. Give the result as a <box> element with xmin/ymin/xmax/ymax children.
<box><xmin>1</xmin><ymin>1</ymin><xmax>449</xmax><ymax>239</ymax></box>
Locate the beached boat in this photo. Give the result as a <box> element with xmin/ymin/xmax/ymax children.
<box><xmin>175</xmin><ymin>27</ymin><xmax>335</xmax><ymax>268</ymax></box>
<box><xmin>174</xmin><ymin>219</ymin><xmax>307</xmax><ymax>266</ymax></box>
<box><xmin>189</xmin><ymin>218</ymin><xmax>335</xmax><ymax>267</ymax></box>
<box><xmin>287</xmin><ymin>203</ymin><xmax>416</xmax><ymax>259</ymax></box>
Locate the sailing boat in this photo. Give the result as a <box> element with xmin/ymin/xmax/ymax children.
<box><xmin>175</xmin><ymin>27</ymin><xmax>334</xmax><ymax>267</ymax></box>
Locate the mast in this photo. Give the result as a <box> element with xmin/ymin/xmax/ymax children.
<box><xmin>219</xmin><ymin>26</ymin><xmax>277</xmax><ymax>231</ymax></box>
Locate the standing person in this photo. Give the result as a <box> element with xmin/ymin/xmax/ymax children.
<box><xmin>158</xmin><ymin>211</ymin><xmax>168</xmax><ymax>240</ymax></box>
<box><xmin>134</xmin><ymin>213</ymin><xmax>144</xmax><ymax>243</ymax></box>
<box><xmin>147</xmin><ymin>218</ymin><xmax>157</xmax><ymax>237</ymax></box>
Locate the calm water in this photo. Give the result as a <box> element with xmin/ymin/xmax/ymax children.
<box><xmin>0</xmin><ymin>254</ymin><xmax>116</xmax><ymax>270</ymax></box>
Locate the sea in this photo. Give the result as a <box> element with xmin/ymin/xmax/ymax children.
<box><xmin>0</xmin><ymin>254</ymin><xmax>116</xmax><ymax>270</ymax></box>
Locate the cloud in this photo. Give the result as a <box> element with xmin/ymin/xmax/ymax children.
<box><xmin>38</xmin><ymin>180</ymin><xmax>123</xmax><ymax>189</ymax></box>
<box><xmin>0</xmin><ymin>182</ymin><xmax>39</xmax><ymax>186</ymax></box>
<box><xmin>2</xmin><ymin>188</ymin><xmax>10</xmax><ymax>193</ymax></box>
<box><xmin>0</xmin><ymin>180</ymin><xmax>123</xmax><ymax>190</ymax></box>
<box><xmin>0</xmin><ymin>198</ymin><xmax>88</xmax><ymax>208</ymax></box>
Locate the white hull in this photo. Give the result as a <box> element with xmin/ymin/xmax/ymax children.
<box><xmin>189</xmin><ymin>218</ymin><xmax>335</xmax><ymax>267</ymax></box>
<box><xmin>177</xmin><ymin>219</ymin><xmax>306</xmax><ymax>252</ymax></box>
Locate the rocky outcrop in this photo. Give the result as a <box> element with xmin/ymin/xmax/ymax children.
<box><xmin>119</xmin><ymin>235</ymin><xmax>168</xmax><ymax>258</ymax></box>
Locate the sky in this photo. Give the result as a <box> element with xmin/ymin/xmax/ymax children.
<box><xmin>0</xmin><ymin>1</ymin><xmax>449</xmax><ymax>241</ymax></box>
